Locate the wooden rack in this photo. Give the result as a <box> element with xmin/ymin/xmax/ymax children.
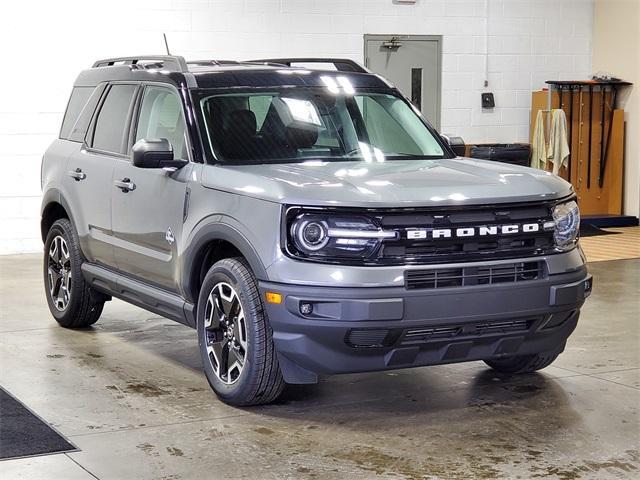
<box><xmin>530</xmin><ymin>80</ymin><xmax>632</xmax><ymax>216</ymax></box>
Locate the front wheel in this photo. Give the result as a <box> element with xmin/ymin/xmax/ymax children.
<box><xmin>197</xmin><ymin>258</ymin><xmax>284</xmax><ymax>406</ymax></box>
<box><xmin>484</xmin><ymin>349</ymin><xmax>562</xmax><ymax>374</ymax></box>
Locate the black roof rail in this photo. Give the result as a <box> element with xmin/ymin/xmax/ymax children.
<box><xmin>186</xmin><ymin>60</ymin><xmax>224</xmax><ymax>67</ymax></box>
<box><xmin>92</xmin><ymin>55</ymin><xmax>189</xmax><ymax>72</ymax></box>
<box><xmin>188</xmin><ymin>59</ymin><xmax>292</xmax><ymax>69</ymax></box>
<box><xmin>247</xmin><ymin>58</ymin><xmax>369</xmax><ymax>74</ymax></box>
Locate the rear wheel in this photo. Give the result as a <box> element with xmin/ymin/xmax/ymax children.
<box><xmin>484</xmin><ymin>350</ymin><xmax>562</xmax><ymax>374</ymax></box>
<box><xmin>43</xmin><ymin>219</ymin><xmax>104</xmax><ymax>328</ymax></box>
<box><xmin>197</xmin><ymin>258</ymin><xmax>284</xmax><ymax>406</ymax></box>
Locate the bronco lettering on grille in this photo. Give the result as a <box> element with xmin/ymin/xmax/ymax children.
<box><xmin>406</xmin><ymin>223</ymin><xmax>541</xmax><ymax>240</ymax></box>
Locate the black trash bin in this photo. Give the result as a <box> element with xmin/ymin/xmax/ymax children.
<box><xmin>469</xmin><ymin>143</ymin><xmax>531</xmax><ymax>167</ymax></box>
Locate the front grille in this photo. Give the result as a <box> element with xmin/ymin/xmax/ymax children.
<box><xmin>345</xmin><ymin>317</ymin><xmax>541</xmax><ymax>349</ymax></box>
<box><xmin>399</xmin><ymin>318</ymin><xmax>535</xmax><ymax>346</ymax></box>
<box><xmin>346</xmin><ymin>329</ymin><xmax>390</xmax><ymax>348</ymax></box>
<box><xmin>377</xmin><ymin>202</ymin><xmax>556</xmax><ymax>264</ymax></box>
<box><xmin>405</xmin><ymin>261</ymin><xmax>544</xmax><ymax>290</ymax></box>
<box><xmin>404</xmin><ymin>326</ymin><xmax>461</xmax><ymax>340</ymax></box>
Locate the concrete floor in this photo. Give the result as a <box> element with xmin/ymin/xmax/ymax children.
<box><xmin>0</xmin><ymin>254</ymin><xmax>638</xmax><ymax>480</ymax></box>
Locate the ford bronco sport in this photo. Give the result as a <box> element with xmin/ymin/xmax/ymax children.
<box><xmin>41</xmin><ymin>56</ymin><xmax>592</xmax><ymax>405</ymax></box>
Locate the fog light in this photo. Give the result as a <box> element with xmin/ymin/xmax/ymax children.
<box><xmin>300</xmin><ymin>302</ymin><xmax>313</xmax><ymax>315</ymax></box>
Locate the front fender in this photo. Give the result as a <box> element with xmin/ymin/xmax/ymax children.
<box><xmin>180</xmin><ymin>217</ymin><xmax>269</xmax><ymax>304</ymax></box>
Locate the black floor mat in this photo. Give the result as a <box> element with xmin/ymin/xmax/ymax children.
<box><xmin>0</xmin><ymin>387</ymin><xmax>77</xmax><ymax>460</ymax></box>
<box><xmin>580</xmin><ymin>224</ymin><xmax>622</xmax><ymax>237</ymax></box>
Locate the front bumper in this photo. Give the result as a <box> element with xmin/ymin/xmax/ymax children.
<box><xmin>260</xmin><ymin>268</ymin><xmax>592</xmax><ymax>384</ymax></box>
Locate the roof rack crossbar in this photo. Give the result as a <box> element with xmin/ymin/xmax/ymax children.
<box><xmin>92</xmin><ymin>55</ymin><xmax>188</xmax><ymax>72</ymax></box>
<box><xmin>247</xmin><ymin>58</ymin><xmax>369</xmax><ymax>74</ymax></box>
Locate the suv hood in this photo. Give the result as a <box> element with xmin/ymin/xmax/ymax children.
<box><xmin>202</xmin><ymin>158</ymin><xmax>573</xmax><ymax>207</ymax></box>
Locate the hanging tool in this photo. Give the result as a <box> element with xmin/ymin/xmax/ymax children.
<box><xmin>600</xmin><ymin>86</ymin><xmax>618</xmax><ymax>188</ymax></box>
<box><xmin>587</xmin><ymin>85</ymin><xmax>593</xmax><ymax>188</ymax></box>
<box><xmin>567</xmin><ymin>86</ymin><xmax>574</xmax><ymax>183</ymax></box>
<box><xmin>598</xmin><ymin>86</ymin><xmax>607</xmax><ymax>188</ymax></box>
<box><xmin>576</xmin><ymin>87</ymin><xmax>584</xmax><ymax>192</ymax></box>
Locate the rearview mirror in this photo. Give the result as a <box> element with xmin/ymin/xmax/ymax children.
<box><xmin>131</xmin><ymin>138</ymin><xmax>187</xmax><ymax>170</ymax></box>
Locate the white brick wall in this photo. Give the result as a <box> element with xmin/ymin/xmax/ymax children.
<box><xmin>0</xmin><ymin>0</ymin><xmax>593</xmax><ymax>254</ymax></box>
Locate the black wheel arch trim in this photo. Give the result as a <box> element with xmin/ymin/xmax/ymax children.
<box><xmin>181</xmin><ymin>219</ymin><xmax>268</xmax><ymax>305</ymax></box>
<box><xmin>40</xmin><ymin>188</ymin><xmax>79</xmax><ymax>242</ymax></box>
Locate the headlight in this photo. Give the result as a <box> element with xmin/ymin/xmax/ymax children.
<box><xmin>294</xmin><ymin>218</ymin><xmax>329</xmax><ymax>251</ymax></box>
<box><xmin>289</xmin><ymin>213</ymin><xmax>396</xmax><ymax>259</ymax></box>
<box><xmin>553</xmin><ymin>200</ymin><xmax>580</xmax><ymax>249</ymax></box>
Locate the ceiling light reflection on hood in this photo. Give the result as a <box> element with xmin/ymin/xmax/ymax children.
<box><xmin>235</xmin><ymin>185</ymin><xmax>265</xmax><ymax>194</ymax></box>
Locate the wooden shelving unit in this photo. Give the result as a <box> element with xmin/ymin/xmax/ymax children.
<box><xmin>530</xmin><ymin>80</ymin><xmax>632</xmax><ymax>217</ymax></box>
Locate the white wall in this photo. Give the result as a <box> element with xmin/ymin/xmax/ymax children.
<box><xmin>592</xmin><ymin>0</ymin><xmax>640</xmax><ymax>218</ymax></box>
<box><xmin>0</xmin><ymin>0</ymin><xmax>593</xmax><ymax>254</ymax></box>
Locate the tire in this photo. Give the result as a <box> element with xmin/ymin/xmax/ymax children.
<box><xmin>197</xmin><ymin>257</ymin><xmax>284</xmax><ymax>406</ymax></box>
<box><xmin>43</xmin><ymin>218</ymin><xmax>104</xmax><ymax>328</ymax></box>
<box><xmin>484</xmin><ymin>349</ymin><xmax>562</xmax><ymax>374</ymax></box>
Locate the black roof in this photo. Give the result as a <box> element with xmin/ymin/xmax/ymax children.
<box><xmin>75</xmin><ymin>56</ymin><xmax>391</xmax><ymax>90</ymax></box>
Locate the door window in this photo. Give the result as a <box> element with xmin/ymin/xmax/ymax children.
<box><xmin>135</xmin><ymin>87</ymin><xmax>187</xmax><ymax>160</ymax></box>
<box><xmin>354</xmin><ymin>94</ymin><xmax>443</xmax><ymax>156</ymax></box>
<box><xmin>91</xmin><ymin>84</ymin><xmax>137</xmax><ymax>154</ymax></box>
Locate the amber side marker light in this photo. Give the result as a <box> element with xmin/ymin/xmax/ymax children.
<box><xmin>265</xmin><ymin>292</ymin><xmax>283</xmax><ymax>304</ymax></box>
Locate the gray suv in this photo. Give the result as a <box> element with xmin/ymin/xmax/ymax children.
<box><xmin>41</xmin><ymin>56</ymin><xmax>592</xmax><ymax>405</ymax></box>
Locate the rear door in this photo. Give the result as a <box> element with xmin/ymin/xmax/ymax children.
<box><xmin>111</xmin><ymin>84</ymin><xmax>191</xmax><ymax>291</ymax></box>
<box><xmin>64</xmin><ymin>83</ymin><xmax>138</xmax><ymax>266</ymax></box>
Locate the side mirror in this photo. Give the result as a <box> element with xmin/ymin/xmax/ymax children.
<box><xmin>131</xmin><ymin>138</ymin><xmax>187</xmax><ymax>170</ymax></box>
<box><xmin>441</xmin><ymin>133</ymin><xmax>466</xmax><ymax>157</ymax></box>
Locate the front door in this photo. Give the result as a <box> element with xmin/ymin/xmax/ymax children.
<box><xmin>365</xmin><ymin>35</ymin><xmax>442</xmax><ymax>130</ymax></box>
<box><xmin>111</xmin><ymin>85</ymin><xmax>191</xmax><ymax>291</ymax></box>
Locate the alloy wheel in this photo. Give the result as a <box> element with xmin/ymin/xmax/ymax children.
<box><xmin>47</xmin><ymin>235</ymin><xmax>72</xmax><ymax>311</ymax></box>
<box><xmin>204</xmin><ymin>282</ymin><xmax>248</xmax><ymax>384</ymax></box>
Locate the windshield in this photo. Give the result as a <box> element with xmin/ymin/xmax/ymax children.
<box><xmin>194</xmin><ymin>88</ymin><xmax>448</xmax><ymax>164</ymax></box>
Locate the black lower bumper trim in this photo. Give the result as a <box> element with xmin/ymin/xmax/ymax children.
<box><xmin>260</xmin><ymin>270</ymin><xmax>591</xmax><ymax>384</ymax></box>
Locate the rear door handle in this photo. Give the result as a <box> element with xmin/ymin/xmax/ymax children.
<box><xmin>67</xmin><ymin>168</ymin><xmax>86</xmax><ymax>181</ymax></box>
<box><xmin>114</xmin><ymin>178</ymin><xmax>136</xmax><ymax>193</ymax></box>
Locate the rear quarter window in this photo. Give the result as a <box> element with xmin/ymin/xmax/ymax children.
<box><xmin>60</xmin><ymin>87</ymin><xmax>94</xmax><ymax>140</ymax></box>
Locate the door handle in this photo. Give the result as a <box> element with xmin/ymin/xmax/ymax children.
<box><xmin>67</xmin><ymin>168</ymin><xmax>86</xmax><ymax>181</ymax></box>
<box><xmin>114</xmin><ymin>178</ymin><xmax>136</xmax><ymax>193</ymax></box>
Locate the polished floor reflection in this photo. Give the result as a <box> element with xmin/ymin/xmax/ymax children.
<box><xmin>0</xmin><ymin>255</ymin><xmax>638</xmax><ymax>479</ymax></box>
<box><xmin>580</xmin><ymin>226</ymin><xmax>640</xmax><ymax>262</ymax></box>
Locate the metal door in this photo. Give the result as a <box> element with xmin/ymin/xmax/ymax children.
<box><xmin>65</xmin><ymin>83</ymin><xmax>139</xmax><ymax>268</ymax></box>
<box><xmin>364</xmin><ymin>35</ymin><xmax>442</xmax><ymax>130</ymax></box>
<box><xmin>63</xmin><ymin>147</ymin><xmax>117</xmax><ymax>266</ymax></box>
<box><xmin>111</xmin><ymin>85</ymin><xmax>191</xmax><ymax>291</ymax></box>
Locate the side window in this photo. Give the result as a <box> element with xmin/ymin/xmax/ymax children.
<box><xmin>248</xmin><ymin>96</ymin><xmax>272</xmax><ymax>131</ymax></box>
<box><xmin>60</xmin><ymin>87</ymin><xmax>94</xmax><ymax>139</ymax></box>
<box><xmin>356</xmin><ymin>95</ymin><xmax>421</xmax><ymax>155</ymax></box>
<box><xmin>135</xmin><ymin>87</ymin><xmax>187</xmax><ymax>160</ymax></box>
<box><xmin>91</xmin><ymin>84</ymin><xmax>137</xmax><ymax>154</ymax></box>
<box><xmin>69</xmin><ymin>84</ymin><xmax>107</xmax><ymax>143</ymax></box>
